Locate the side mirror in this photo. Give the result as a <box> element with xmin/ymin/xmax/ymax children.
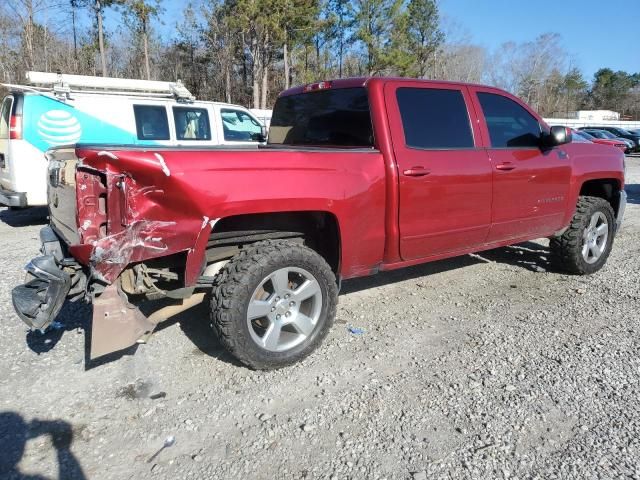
<box><xmin>546</xmin><ymin>126</ymin><xmax>572</xmax><ymax>147</ymax></box>
<box><xmin>257</xmin><ymin>125</ymin><xmax>268</xmax><ymax>143</ymax></box>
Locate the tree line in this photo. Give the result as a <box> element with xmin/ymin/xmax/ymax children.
<box><xmin>1</xmin><ymin>0</ymin><xmax>639</xmax><ymax>119</ymax></box>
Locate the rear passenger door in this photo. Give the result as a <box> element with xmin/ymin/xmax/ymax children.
<box><xmin>471</xmin><ymin>88</ymin><xmax>571</xmax><ymax>242</ymax></box>
<box><xmin>385</xmin><ymin>82</ymin><xmax>492</xmax><ymax>261</ymax></box>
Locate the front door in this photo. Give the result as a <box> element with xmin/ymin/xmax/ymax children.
<box><xmin>471</xmin><ymin>89</ymin><xmax>571</xmax><ymax>242</ymax></box>
<box><xmin>385</xmin><ymin>82</ymin><xmax>493</xmax><ymax>261</ymax></box>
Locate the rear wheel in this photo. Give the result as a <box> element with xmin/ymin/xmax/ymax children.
<box><xmin>210</xmin><ymin>240</ymin><xmax>337</xmax><ymax>369</ymax></box>
<box><xmin>550</xmin><ymin>196</ymin><xmax>615</xmax><ymax>275</ymax></box>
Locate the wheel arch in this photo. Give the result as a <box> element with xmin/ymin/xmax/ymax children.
<box><xmin>578</xmin><ymin>178</ymin><xmax>623</xmax><ymax>218</ymax></box>
<box><xmin>207</xmin><ymin>210</ymin><xmax>342</xmax><ymax>275</ymax></box>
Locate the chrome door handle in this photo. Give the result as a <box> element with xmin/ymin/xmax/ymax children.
<box><xmin>403</xmin><ymin>167</ymin><xmax>431</xmax><ymax>177</ymax></box>
<box><xmin>495</xmin><ymin>163</ymin><xmax>516</xmax><ymax>171</ymax></box>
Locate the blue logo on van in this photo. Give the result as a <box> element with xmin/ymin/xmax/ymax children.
<box><xmin>37</xmin><ymin>110</ymin><xmax>82</xmax><ymax>145</ymax></box>
<box><xmin>23</xmin><ymin>94</ymin><xmax>156</xmax><ymax>151</ymax></box>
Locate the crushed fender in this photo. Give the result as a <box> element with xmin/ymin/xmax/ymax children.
<box><xmin>90</xmin><ymin>220</ymin><xmax>176</xmax><ymax>283</ymax></box>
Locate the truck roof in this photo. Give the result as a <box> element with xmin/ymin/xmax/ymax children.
<box><xmin>278</xmin><ymin>77</ymin><xmax>500</xmax><ymax>98</ymax></box>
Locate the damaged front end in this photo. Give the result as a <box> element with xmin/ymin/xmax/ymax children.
<box><xmin>12</xmin><ymin>146</ymin><xmax>214</xmax><ymax>361</ymax></box>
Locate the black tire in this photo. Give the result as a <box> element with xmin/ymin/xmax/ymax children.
<box><xmin>550</xmin><ymin>196</ymin><xmax>615</xmax><ymax>275</ymax></box>
<box><xmin>210</xmin><ymin>239</ymin><xmax>337</xmax><ymax>370</ymax></box>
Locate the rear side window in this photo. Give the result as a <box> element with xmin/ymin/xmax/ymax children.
<box><xmin>269</xmin><ymin>87</ymin><xmax>373</xmax><ymax>147</ymax></box>
<box><xmin>133</xmin><ymin>105</ymin><xmax>170</xmax><ymax>140</ymax></box>
<box><xmin>396</xmin><ymin>88</ymin><xmax>474</xmax><ymax>149</ymax></box>
<box><xmin>0</xmin><ymin>96</ymin><xmax>12</xmax><ymax>139</ymax></box>
<box><xmin>477</xmin><ymin>93</ymin><xmax>541</xmax><ymax>148</ymax></box>
<box><xmin>221</xmin><ymin>109</ymin><xmax>262</xmax><ymax>141</ymax></box>
<box><xmin>173</xmin><ymin>107</ymin><xmax>211</xmax><ymax>141</ymax></box>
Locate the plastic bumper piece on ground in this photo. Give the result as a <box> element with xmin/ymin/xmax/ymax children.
<box><xmin>12</xmin><ymin>255</ymin><xmax>71</xmax><ymax>330</ymax></box>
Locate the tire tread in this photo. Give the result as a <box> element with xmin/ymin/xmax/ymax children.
<box><xmin>210</xmin><ymin>239</ymin><xmax>337</xmax><ymax>370</ymax></box>
<box><xmin>550</xmin><ymin>195</ymin><xmax>615</xmax><ymax>275</ymax></box>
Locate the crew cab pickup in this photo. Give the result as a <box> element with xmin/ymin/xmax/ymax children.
<box><xmin>12</xmin><ymin>78</ymin><xmax>627</xmax><ymax>369</ymax></box>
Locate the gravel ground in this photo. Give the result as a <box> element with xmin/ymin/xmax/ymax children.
<box><xmin>1</xmin><ymin>157</ymin><xmax>639</xmax><ymax>480</ymax></box>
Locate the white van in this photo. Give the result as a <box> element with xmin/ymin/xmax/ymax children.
<box><xmin>0</xmin><ymin>72</ymin><xmax>265</xmax><ymax>207</ymax></box>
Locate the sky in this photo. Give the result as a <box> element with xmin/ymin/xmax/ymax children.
<box><xmin>108</xmin><ymin>0</ymin><xmax>639</xmax><ymax>81</ymax></box>
<box><xmin>438</xmin><ymin>0</ymin><xmax>639</xmax><ymax>79</ymax></box>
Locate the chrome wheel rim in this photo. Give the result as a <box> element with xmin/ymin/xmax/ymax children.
<box><xmin>582</xmin><ymin>212</ymin><xmax>608</xmax><ymax>264</ymax></box>
<box><xmin>247</xmin><ymin>267</ymin><xmax>323</xmax><ymax>352</ymax></box>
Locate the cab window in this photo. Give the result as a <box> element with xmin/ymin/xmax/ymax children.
<box><xmin>477</xmin><ymin>93</ymin><xmax>541</xmax><ymax>148</ymax></box>
<box><xmin>0</xmin><ymin>96</ymin><xmax>12</xmax><ymax>139</ymax></box>
<box><xmin>220</xmin><ymin>109</ymin><xmax>262</xmax><ymax>141</ymax></box>
<box><xmin>133</xmin><ymin>105</ymin><xmax>170</xmax><ymax>140</ymax></box>
<box><xmin>173</xmin><ymin>107</ymin><xmax>211</xmax><ymax>141</ymax></box>
<box><xmin>396</xmin><ymin>87</ymin><xmax>474</xmax><ymax>149</ymax></box>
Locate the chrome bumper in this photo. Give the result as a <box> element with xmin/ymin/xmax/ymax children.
<box><xmin>616</xmin><ymin>190</ymin><xmax>627</xmax><ymax>233</ymax></box>
<box><xmin>0</xmin><ymin>186</ymin><xmax>27</xmax><ymax>207</ymax></box>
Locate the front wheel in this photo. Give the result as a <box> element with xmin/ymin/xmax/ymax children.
<box><xmin>550</xmin><ymin>196</ymin><xmax>615</xmax><ymax>275</ymax></box>
<box><xmin>210</xmin><ymin>240</ymin><xmax>337</xmax><ymax>369</ymax></box>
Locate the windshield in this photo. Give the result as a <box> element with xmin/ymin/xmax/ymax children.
<box><xmin>599</xmin><ymin>131</ymin><xmax>618</xmax><ymax>139</ymax></box>
<box><xmin>586</xmin><ymin>130</ymin><xmax>605</xmax><ymax>139</ymax></box>
<box><xmin>576</xmin><ymin>130</ymin><xmax>594</xmax><ymax>140</ymax></box>
<box><xmin>221</xmin><ymin>109</ymin><xmax>262</xmax><ymax>142</ymax></box>
<box><xmin>268</xmin><ymin>87</ymin><xmax>374</xmax><ymax>147</ymax></box>
<box><xmin>572</xmin><ymin>130</ymin><xmax>591</xmax><ymax>143</ymax></box>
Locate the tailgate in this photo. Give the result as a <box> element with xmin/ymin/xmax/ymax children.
<box><xmin>47</xmin><ymin>147</ymin><xmax>81</xmax><ymax>244</ymax></box>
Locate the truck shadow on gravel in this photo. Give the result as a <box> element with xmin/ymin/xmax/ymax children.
<box><xmin>24</xmin><ymin>240</ymin><xmax>551</xmax><ymax>369</ymax></box>
<box><xmin>341</xmin><ymin>241</ymin><xmax>551</xmax><ymax>294</ymax></box>
<box><xmin>151</xmin><ymin>301</ymin><xmax>246</xmax><ymax>368</ymax></box>
<box><xmin>24</xmin><ymin>296</ymin><xmax>244</xmax><ymax>370</ymax></box>
<box><xmin>0</xmin><ymin>207</ymin><xmax>48</xmax><ymax>227</ymax></box>
<box><xmin>25</xmin><ymin>301</ymin><xmax>90</xmax><ymax>357</ymax></box>
<box><xmin>474</xmin><ymin>242</ymin><xmax>554</xmax><ymax>273</ymax></box>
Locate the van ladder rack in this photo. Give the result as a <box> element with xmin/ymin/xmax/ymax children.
<box><xmin>24</xmin><ymin>71</ymin><xmax>195</xmax><ymax>102</ymax></box>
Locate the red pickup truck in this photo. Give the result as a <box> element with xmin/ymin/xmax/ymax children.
<box><xmin>12</xmin><ymin>77</ymin><xmax>626</xmax><ymax>369</ymax></box>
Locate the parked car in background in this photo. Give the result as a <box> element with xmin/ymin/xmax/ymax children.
<box><xmin>595</xmin><ymin>127</ymin><xmax>640</xmax><ymax>150</ymax></box>
<box><xmin>12</xmin><ymin>77</ymin><xmax>626</xmax><ymax>369</ymax></box>
<box><xmin>0</xmin><ymin>72</ymin><xmax>265</xmax><ymax>208</ymax></box>
<box><xmin>579</xmin><ymin>128</ymin><xmax>635</xmax><ymax>153</ymax></box>
<box><xmin>573</xmin><ymin>129</ymin><xmax>628</xmax><ymax>153</ymax></box>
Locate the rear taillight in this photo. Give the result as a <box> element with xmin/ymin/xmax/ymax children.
<box><xmin>9</xmin><ymin>114</ymin><xmax>22</xmax><ymax>140</ymax></box>
<box><xmin>75</xmin><ymin>168</ymin><xmax>108</xmax><ymax>244</ymax></box>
